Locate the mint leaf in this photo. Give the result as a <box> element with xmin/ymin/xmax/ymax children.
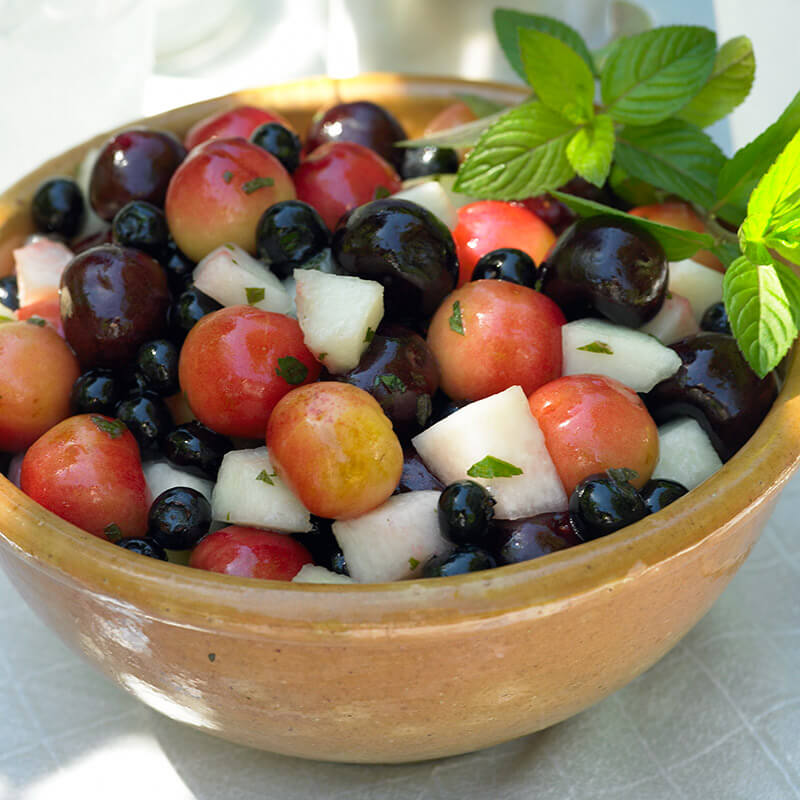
<box><xmin>241</xmin><ymin>177</ymin><xmax>274</xmax><ymax>194</ymax></box>
<box><xmin>493</xmin><ymin>8</ymin><xmax>595</xmax><ymax>80</ymax></box>
<box><xmin>467</xmin><ymin>455</ymin><xmax>523</xmax><ymax>479</ymax></box>
<box><xmin>449</xmin><ymin>300</ymin><xmax>465</xmax><ymax>335</ymax></box>
<box><xmin>374</xmin><ymin>374</ymin><xmax>407</xmax><ymax>393</ymax></box>
<box><xmin>408</xmin><ymin>557</ymin><xmax>420</xmax><ymax>571</ymax></box>
<box><xmin>453</xmin><ymin>101</ymin><xmax>577</xmax><ymax>200</ymax></box>
<box><xmin>577</xmin><ymin>340</ymin><xmax>613</xmax><ymax>354</ymax></box>
<box><xmin>615</xmin><ymin>119</ymin><xmax>726</xmax><ymax>208</ymax></box>
<box><xmin>275</xmin><ymin>356</ymin><xmax>309</xmax><ymax>385</ymax></box>
<box><xmin>245</xmin><ymin>286</ymin><xmax>265</xmax><ymax>305</ymax></box>
<box><xmin>551</xmin><ymin>191</ymin><xmax>713</xmax><ymax>261</ymax></box>
<box><xmin>104</xmin><ymin>523</ymin><xmax>123</xmax><ymax>542</ymax></box>
<box><xmin>454</xmin><ymin>93</ymin><xmax>507</xmax><ymax>118</ymax></box>
<box><xmin>518</xmin><ymin>29</ymin><xmax>595</xmax><ymax>123</ymax></box>
<box><xmin>607</xmin><ymin>467</ymin><xmax>639</xmax><ymax>484</ymax></box>
<box><xmin>608</xmin><ymin>164</ymin><xmax>666</xmax><ymax>207</ymax></box>
<box><xmin>256</xmin><ymin>469</ymin><xmax>275</xmax><ymax>485</ymax></box>
<box><xmin>678</xmin><ymin>36</ymin><xmax>755</xmax><ymax>128</ymax></box>
<box><xmin>91</xmin><ymin>416</ymin><xmax>127</xmax><ymax>439</ymax></box>
<box><xmin>711</xmin><ymin>241</ymin><xmax>742</xmax><ymax>268</ymax></box>
<box><xmin>601</xmin><ymin>26</ymin><xmax>716</xmax><ymax>126</ymax></box>
<box><xmin>364</xmin><ymin>327</ymin><xmax>375</xmax><ymax>343</ymax></box>
<box><xmin>223</xmin><ymin>170</ymin><xmax>233</xmax><ymax>184</ymax></box>
<box><xmin>723</xmin><ymin>255</ymin><xmax>797</xmax><ymax>377</ymax></box>
<box><xmin>373</xmin><ymin>185</ymin><xmax>390</xmax><ymax>200</ymax></box>
<box><xmin>566</xmin><ymin>114</ymin><xmax>615</xmax><ymax>187</ymax></box>
<box><xmin>714</xmin><ymin>90</ymin><xmax>800</xmax><ymax>225</ymax></box>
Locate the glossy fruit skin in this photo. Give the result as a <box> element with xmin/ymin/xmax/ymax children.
<box><xmin>160</xmin><ymin>238</ymin><xmax>195</xmax><ymax>294</ymax></box>
<box><xmin>334</xmin><ymin>325</ymin><xmax>439</xmax><ymax>438</ymax></box>
<box><xmin>639</xmin><ymin>479</ymin><xmax>688</xmax><ymax>514</ymax></box>
<box><xmin>136</xmin><ymin>339</ymin><xmax>180</xmax><ymax>397</ymax></box>
<box><xmin>17</xmin><ymin>294</ymin><xmax>64</xmax><ymax>336</ymax></box>
<box><xmin>294</xmin><ymin>141</ymin><xmax>403</xmax><ymax>231</ymax></box>
<box><xmin>471</xmin><ymin>247</ymin><xmax>537</xmax><ymax>288</ymax></box>
<box><xmin>60</xmin><ymin>244</ymin><xmax>170</xmax><ymax>367</ymax></box>
<box><xmin>71</xmin><ymin>227</ymin><xmax>113</xmax><ymax>256</ymax></box>
<box><xmin>427</xmin><ymin>280</ymin><xmax>565</xmax><ymax>403</ymax></box>
<box><xmin>164</xmin><ymin>421</ymin><xmax>233</xmax><ymax>479</ymax></box>
<box><xmin>70</xmin><ymin>368</ymin><xmax>121</xmax><ymax>416</ymax></box>
<box><xmin>111</xmin><ymin>201</ymin><xmax>169</xmax><ymax>259</ymax></box>
<box><xmin>569</xmin><ymin>473</ymin><xmax>648</xmax><ymax>541</ymax></box>
<box><xmin>332</xmin><ymin>198</ymin><xmax>458</xmax><ymax>325</ymax></box>
<box><xmin>165</xmin><ymin>137</ymin><xmax>296</xmax><ymax>262</ymax></box>
<box><xmin>179</xmin><ymin>306</ymin><xmax>320</xmax><ymax>439</ymax></box>
<box><xmin>644</xmin><ymin>333</ymin><xmax>779</xmax><ymax>462</ymax></box>
<box><xmin>184</xmin><ymin>105</ymin><xmax>293</xmax><ymax>151</ymax></box>
<box><xmin>452</xmin><ymin>201</ymin><xmax>557</xmax><ymax>287</ymax></box>
<box><xmin>0</xmin><ymin>321</ymin><xmax>80</xmax><ymax>451</ymax></box>
<box><xmin>267</xmin><ymin>382</ymin><xmax>403</xmax><ymax>520</ymax></box>
<box><xmin>148</xmin><ymin>487</ymin><xmax>212</xmax><ymax>550</ymax></box>
<box><xmin>528</xmin><ymin>374</ymin><xmax>659</xmax><ymax>495</ymax></box>
<box><xmin>169</xmin><ymin>286</ymin><xmax>222</xmax><ymax>343</ymax></box>
<box><xmin>0</xmin><ymin>275</ymin><xmax>18</xmax><ymax>310</ymax></box>
<box><xmin>491</xmin><ymin>512</ymin><xmax>583</xmax><ymax>566</ymax></box>
<box><xmin>250</xmin><ymin>122</ymin><xmax>303</xmax><ymax>173</ymax></box>
<box><xmin>437</xmin><ymin>480</ymin><xmax>496</xmax><ymax>547</ymax></box>
<box><xmin>401</xmin><ymin>146</ymin><xmax>459</xmax><ymax>180</ymax></box>
<box><xmin>90</xmin><ymin>129</ymin><xmax>187</xmax><ymax>221</ymax></box>
<box><xmin>306</xmin><ymin>100</ymin><xmax>407</xmax><ymax>173</ymax></box>
<box><xmin>255</xmin><ymin>200</ymin><xmax>330</xmax><ymax>279</ymax></box>
<box><xmin>117</xmin><ymin>537</ymin><xmax>167</xmax><ymax>560</ymax></box>
<box><xmin>394</xmin><ymin>447</ymin><xmax>443</xmax><ymax>494</ymax></box>
<box><xmin>20</xmin><ymin>414</ymin><xmax>150</xmax><ymax>539</ymax></box>
<box><xmin>31</xmin><ymin>177</ymin><xmax>85</xmax><ymax>238</ymax></box>
<box><xmin>189</xmin><ymin>525</ymin><xmax>312</xmax><ymax>580</ymax></box>
<box><xmin>700</xmin><ymin>301</ymin><xmax>731</xmax><ymax>335</ymax></box>
<box><xmin>539</xmin><ymin>215</ymin><xmax>668</xmax><ymax>327</ymax></box>
<box><xmin>521</xmin><ymin>194</ymin><xmax>575</xmax><ymax>236</ymax></box>
<box><xmin>292</xmin><ymin>516</ymin><xmax>348</xmax><ymax>575</ymax></box>
<box><xmin>422</xmin><ymin>545</ymin><xmax>496</xmax><ymax>578</ymax></box>
<box><xmin>114</xmin><ymin>394</ymin><xmax>173</xmax><ymax>460</ymax></box>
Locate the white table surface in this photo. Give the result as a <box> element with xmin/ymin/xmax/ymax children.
<box><xmin>1</xmin><ymin>1</ymin><xmax>800</xmax><ymax>797</ymax></box>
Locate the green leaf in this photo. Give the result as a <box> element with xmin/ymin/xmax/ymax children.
<box><xmin>256</xmin><ymin>469</ymin><xmax>276</xmax><ymax>485</ymax></box>
<box><xmin>678</xmin><ymin>36</ymin><xmax>755</xmax><ymax>128</ymax></box>
<box><xmin>518</xmin><ymin>29</ymin><xmax>595</xmax><ymax>123</ymax></box>
<box><xmin>711</xmin><ymin>241</ymin><xmax>742</xmax><ymax>268</ymax></box>
<box><xmin>222</xmin><ymin>170</ymin><xmax>233</xmax><ymax>184</ymax></box>
<box><xmin>615</xmin><ymin>119</ymin><xmax>726</xmax><ymax>208</ymax></box>
<box><xmin>275</xmin><ymin>356</ymin><xmax>309</xmax><ymax>385</ymax></box>
<box><xmin>364</xmin><ymin>327</ymin><xmax>375</xmax><ymax>343</ymax></box>
<box><xmin>608</xmin><ymin>163</ymin><xmax>666</xmax><ymax>207</ymax></box>
<box><xmin>454</xmin><ymin>93</ymin><xmax>507</xmax><ymax>118</ymax></box>
<box><xmin>374</xmin><ymin>374</ymin><xmax>407</xmax><ymax>394</ymax></box>
<box><xmin>467</xmin><ymin>455</ymin><xmax>523</xmax><ymax>479</ymax></box>
<box><xmin>241</xmin><ymin>177</ymin><xmax>274</xmax><ymax>194</ymax></box>
<box><xmin>245</xmin><ymin>286</ymin><xmax>265</xmax><ymax>305</ymax></box>
<box><xmin>577</xmin><ymin>340</ymin><xmax>613</xmax><ymax>354</ymax></box>
<box><xmin>566</xmin><ymin>114</ymin><xmax>615</xmax><ymax>187</ymax></box>
<box><xmin>493</xmin><ymin>8</ymin><xmax>595</xmax><ymax>80</ymax></box>
<box><xmin>104</xmin><ymin>523</ymin><xmax>123</xmax><ymax>542</ymax></box>
<box><xmin>723</xmin><ymin>255</ymin><xmax>797</xmax><ymax>377</ymax></box>
<box><xmin>449</xmin><ymin>300</ymin><xmax>465</xmax><ymax>335</ymax></box>
<box><xmin>600</xmin><ymin>26</ymin><xmax>716</xmax><ymax>126</ymax></box>
<box><xmin>91</xmin><ymin>416</ymin><xmax>127</xmax><ymax>439</ymax></box>
<box><xmin>395</xmin><ymin>110</ymin><xmax>508</xmax><ymax>149</ymax></box>
<box><xmin>551</xmin><ymin>191</ymin><xmax>714</xmax><ymax>261</ymax></box>
<box><xmin>408</xmin><ymin>557</ymin><xmax>420</xmax><ymax>571</ymax></box>
<box><xmin>453</xmin><ymin>101</ymin><xmax>578</xmax><ymax>200</ymax></box>
<box><xmin>714</xmin><ymin>90</ymin><xmax>800</xmax><ymax>225</ymax></box>
<box><xmin>607</xmin><ymin>467</ymin><xmax>639</xmax><ymax>484</ymax></box>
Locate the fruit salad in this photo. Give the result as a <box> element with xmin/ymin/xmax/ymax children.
<box><xmin>1</xmin><ymin>11</ymin><xmax>798</xmax><ymax>586</ymax></box>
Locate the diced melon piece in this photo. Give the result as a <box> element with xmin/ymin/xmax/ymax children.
<box><xmin>14</xmin><ymin>239</ymin><xmax>74</xmax><ymax>306</ymax></box>
<box><xmin>393</xmin><ymin>181</ymin><xmax>457</xmax><ymax>229</ymax></box>
<box><xmin>668</xmin><ymin>260</ymin><xmax>724</xmax><ymax>323</ymax></box>
<box><xmin>280</xmin><ymin>249</ymin><xmax>339</xmax><ymax>318</ymax></box>
<box><xmin>292</xmin><ymin>564</ymin><xmax>356</xmax><ymax>584</ymax></box>
<box><xmin>192</xmin><ymin>243</ymin><xmax>292</xmax><ymax>314</ymax></box>
<box><xmin>639</xmin><ymin>292</ymin><xmax>699</xmax><ymax>344</ymax></box>
<box><xmin>652</xmin><ymin>417</ymin><xmax>723</xmax><ymax>490</ymax></box>
<box><xmin>212</xmin><ymin>447</ymin><xmax>311</xmax><ymax>533</ymax></box>
<box><xmin>143</xmin><ymin>461</ymin><xmax>214</xmax><ymax>504</ymax></box>
<box><xmin>412</xmin><ymin>386</ymin><xmax>566</xmax><ymax>519</ymax></box>
<box><xmin>333</xmin><ymin>491</ymin><xmax>451</xmax><ymax>582</ymax></box>
<box><xmin>562</xmin><ymin>318</ymin><xmax>682</xmax><ymax>393</ymax></box>
<box><xmin>294</xmin><ymin>268</ymin><xmax>384</xmax><ymax>374</ymax></box>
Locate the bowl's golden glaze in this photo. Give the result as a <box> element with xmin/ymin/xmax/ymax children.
<box><xmin>0</xmin><ymin>74</ymin><xmax>798</xmax><ymax>764</ymax></box>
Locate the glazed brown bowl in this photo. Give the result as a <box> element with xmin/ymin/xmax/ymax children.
<box><xmin>0</xmin><ymin>74</ymin><xmax>798</xmax><ymax>764</ymax></box>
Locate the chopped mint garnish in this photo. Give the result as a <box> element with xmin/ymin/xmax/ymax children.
<box><xmin>607</xmin><ymin>467</ymin><xmax>639</xmax><ymax>484</ymax></box>
<box><xmin>91</xmin><ymin>416</ymin><xmax>126</xmax><ymax>439</ymax></box>
<box><xmin>408</xmin><ymin>557</ymin><xmax>420</xmax><ymax>570</ymax></box>
<box><xmin>242</xmin><ymin>176</ymin><xmax>275</xmax><ymax>194</ymax></box>
<box><xmin>577</xmin><ymin>340</ymin><xmax>613</xmax><ymax>355</ymax></box>
<box><xmin>245</xmin><ymin>286</ymin><xmax>265</xmax><ymax>305</ymax></box>
<box><xmin>375</xmin><ymin>374</ymin><xmax>406</xmax><ymax>393</ymax></box>
<box><xmin>26</xmin><ymin>317</ymin><xmax>46</xmax><ymax>327</ymax></box>
<box><xmin>467</xmin><ymin>455</ymin><xmax>523</xmax><ymax>479</ymax></box>
<box><xmin>364</xmin><ymin>327</ymin><xmax>375</xmax><ymax>343</ymax></box>
<box><xmin>104</xmin><ymin>523</ymin><xmax>123</xmax><ymax>542</ymax></box>
<box><xmin>223</xmin><ymin>171</ymin><xmax>233</xmax><ymax>184</ymax></box>
<box><xmin>275</xmin><ymin>356</ymin><xmax>309</xmax><ymax>385</ymax></box>
<box><xmin>449</xmin><ymin>300</ymin><xmax>465</xmax><ymax>335</ymax></box>
<box><xmin>373</xmin><ymin>185</ymin><xmax>390</xmax><ymax>199</ymax></box>
<box><xmin>416</xmin><ymin>393</ymin><xmax>433</xmax><ymax>427</ymax></box>
<box><xmin>256</xmin><ymin>469</ymin><xmax>276</xmax><ymax>485</ymax></box>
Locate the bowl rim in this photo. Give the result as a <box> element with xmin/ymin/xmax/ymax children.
<box><xmin>1</xmin><ymin>72</ymin><xmax>798</xmax><ymax>636</ymax></box>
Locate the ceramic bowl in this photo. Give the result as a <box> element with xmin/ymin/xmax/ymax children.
<box><xmin>0</xmin><ymin>74</ymin><xmax>797</xmax><ymax>764</ymax></box>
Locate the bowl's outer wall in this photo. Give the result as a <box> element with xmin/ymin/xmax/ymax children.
<box><xmin>0</xmin><ymin>74</ymin><xmax>797</xmax><ymax>763</ymax></box>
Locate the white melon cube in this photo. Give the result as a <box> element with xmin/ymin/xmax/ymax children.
<box><xmin>404</xmin><ymin>174</ymin><xmax>481</xmax><ymax>209</ymax></box>
<box><xmin>393</xmin><ymin>181</ymin><xmax>458</xmax><ymax>230</ymax></box>
<box><xmin>143</xmin><ymin>461</ymin><xmax>214</xmax><ymax>504</ymax></box>
<box><xmin>652</xmin><ymin>417</ymin><xmax>723</xmax><ymax>490</ymax></box>
<box><xmin>14</xmin><ymin>239</ymin><xmax>73</xmax><ymax>306</ymax></box>
<box><xmin>668</xmin><ymin>260</ymin><xmax>724</xmax><ymax>323</ymax></box>
<box><xmin>333</xmin><ymin>491</ymin><xmax>451</xmax><ymax>582</ymax></box>
<box><xmin>294</xmin><ymin>268</ymin><xmax>384</xmax><ymax>374</ymax></box>
<box><xmin>412</xmin><ymin>386</ymin><xmax>566</xmax><ymax>519</ymax></box>
<box><xmin>292</xmin><ymin>564</ymin><xmax>356</xmax><ymax>584</ymax></box>
<box><xmin>562</xmin><ymin>318</ymin><xmax>682</xmax><ymax>393</ymax></box>
<box><xmin>212</xmin><ymin>447</ymin><xmax>311</xmax><ymax>533</ymax></box>
<box><xmin>192</xmin><ymin>244</ymin><xmax>292</xmax><ymax>314</ymax></box>
<box><xmin>639</xmin><ymin>292</ymin><xmax>700</xmax><ymax>344</ymax></box>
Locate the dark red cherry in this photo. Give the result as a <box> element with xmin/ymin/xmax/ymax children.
<box><xmin>491</xmin><ymin>512</ymin><xmax>583</xmax><ymax>565</ymax></box>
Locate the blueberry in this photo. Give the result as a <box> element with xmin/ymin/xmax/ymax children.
<box><xmin>164</xmin><ymin>421</ymin><xmax>233</xmax><ymax>479</ymax></box>
<box><xmin>31</xmin><ymin>177</ymin><xmax>85</xmax><ymax>238</ymax></box>
<box><xmin>169</xmin><ymin>286</ymin><xmax>222</xmax><ymax>343</ymax></box>
<box><xmin>250</xmin><ymin>122</ymin><xmax>302</xmax><ymax>173</ymax></box>
<box><xmin>437</xmin><ymin>480</ymin><xmax>496</xmax><ymax>546</ymax></box>
<box><xmin>160</xmin><ymin>238</ymin><xmax>195</xmax><ymax>294</ymax></box>
<box><xmin>70</xmin><ymin>368</ymin><xmax>121</xmax><ymax>415</ymax></box>
<box><xmin>292</xmin><ymin>516</ymin><xmax>349</xmax><ymax>575</ymax></box>
<box><xmin>401</xmin><ymin>146</ymin><xmax>459</xmax><ymax>180</ymax></box>
<box><xmin>422</xmin><ymin>545</ymin><xmax>496</xmax><ymax>578</ymax></box>
<box><xmin>114</xmin><ymin>394</ymin><xmax>172</xmax><ymax>459</ymax></box>
<box><xmin>491</xmin><ymin>512</ymin><xmax>583</xmax><ymax>565</ymax></box>
<box><xmin>569</xmin><ymin>472</ymin><xmax>648</xmax><ymax>541</ymax></box>
<box><xmin>117</xmin><ymin>537</ymin><xmax>168</xmax><ymax>560</ymax></box>
<box><xmin>136</xmin><ymin>339</ymin><xmax>180</xmax><ymax>397</ymax></box>
<box><xmin>148</xmin><ymin>486</ymin><xmax>212</xmax><ymax>550</ymax></box>
<box><xmin>0</xmin><ymin>275</ymin><xmax>19</xmax><ymax>311</ymax></box>
<box><xmin>639</xmin><ymin>478</ymin><xmax>688</xmax><ymax>514</ymax></box>
<box><xmin>111</xmin><ymin>200</ymin><xmax>169</xmax><ymax>259</ymax></box>
<box><xmin>471</xmin><ymin>248</ymin><xmax>537</xmax><ymax>288</ymax></box>
<box><xmin>700</xmin><ymin>301</ymin><xmax>731</xmax><ymax>335</ymax></box>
